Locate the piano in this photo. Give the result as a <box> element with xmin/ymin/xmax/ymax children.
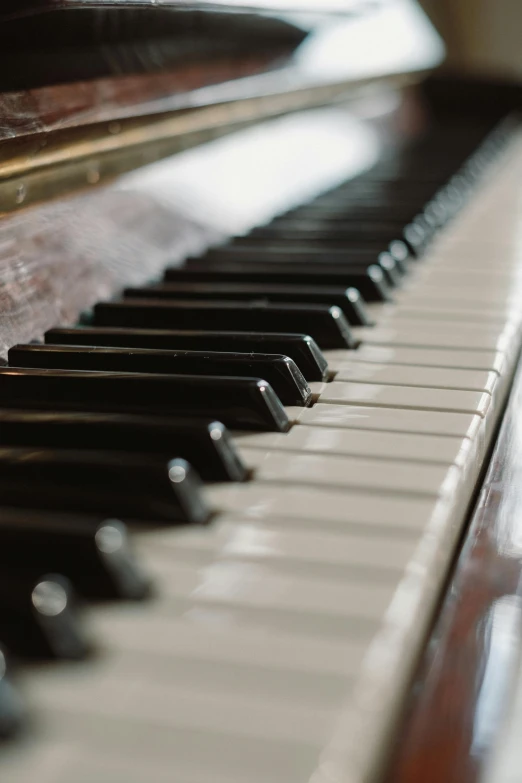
<box><xmin>0</xmin><ymin>1</ymin><xmax>521</xmax><ymax>781</ymax></box>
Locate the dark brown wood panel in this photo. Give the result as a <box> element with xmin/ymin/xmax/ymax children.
<box><xmin>0</xmin><ymin>56</ymin><xmax>285</xmax><ymax>143</ymax></box>
<box><xmin>386</xmin><ymin>355</ymin><xmax>522</xmax><ymax>783</ymax></box>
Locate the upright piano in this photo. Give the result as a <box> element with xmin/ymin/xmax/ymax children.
<box><xmin>0</xmin><ymin>2</ymin><xmax>521</xmax><ymax>782</ymax></box>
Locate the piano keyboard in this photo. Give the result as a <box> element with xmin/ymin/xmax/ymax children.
<box><xmin>0</xmin><ymin>114</ymin><xmax>521</xmax><ymax>783</ymax></box>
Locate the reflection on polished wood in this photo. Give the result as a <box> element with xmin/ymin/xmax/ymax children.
<box><xmin>0</xmin><ymin>57</ymin><xmax>284</xmax><ymax>141</ymax></box>
<box><xmin>0</xmin><ymin>69</ymin><xmax>413</xmax><ymax>214</ymax></box>
<box><xmin>387</xmin><ymin>351</ymin><xmax>522</xmax><ymax>783</ymax></box>
<box><xmin>0</xmin><ymin>0</ymin><xmax>443</xmax><ymax>213</ymax></box>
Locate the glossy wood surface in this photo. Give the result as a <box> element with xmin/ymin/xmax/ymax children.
<box><xmin>0</xmin><ymin>1</ymin><xmax>442</xmax><ymax>144</ymax></box>
<box><xmin>386</xmin><ymin>352</ymin><xmax>522</xmax><ymax>782</ymax></box>
<box><xmin>0</xmin><ymin>57</ymin><xmax>282</xmax><ymax>141</ymax></box>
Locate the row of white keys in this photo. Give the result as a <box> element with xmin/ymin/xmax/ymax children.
<box><xmin>219</xmin><ymin>134</ymin><xmax>522</xmax><ymax>781</ymax></box>
<box><xmin>2</xmin><ymin>445</ymin><xmax>471</xmax><ymax>783</ymax></box>
<box><xmin>1</xmin><ymin>493</ymin><xmax>445</xmax><ymax>783</ymax></box>
<box><xmin>236</xmin><ymin>424</ymin><xmax>479</xmax><ymax>495</ymax></box>
<box><xmin>0</xmin><ymin>433</ymin><xmax>489</xmax><ymax>778</ymax></box>
<box><xmin>236</xmin><ymin>426</ymin><xmax>473</xmax><ymax>466</ymax></box>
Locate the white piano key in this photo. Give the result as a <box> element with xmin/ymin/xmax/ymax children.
<box><xmin>368</xmin><ymin>315</ymin><xmax>517</xmax><ymax>337</ymax></box>
<box><xmin>415</xmin><ymin>268</ymin><xmax>522</xmax><ymax>289</ymax></box>
<box><xmin>65</xmin><ymin>642</ymin><xmax>352</xmax><ymax>710</ymax></box>
<box><xmin>394</xmin><ymin>284</ymin><xmax>519</xmax><ymax>306</ymax></box>
<box><xmin>291</xmin><ymin>404</ymin><xmax>487</xmax><ymax>485</ymax></box>
<box><xmin>207</xmin><ymin>483</ymin><xmax>443</xmax><ymax>536</ymax></box>
<box><xmin>284</xmin><ymin>405</ymin><xmax>310</xmax><ymax>424</ymax></box>
<box><xmin>140</xmin><ymin>520</ymin><xmax>419</xmax><ymax>577</ymax></box>
<box><xmin>392</xmin><ymin>303</ymin><xmax>518</xmax><ymax>327</ymax></box>
<box><xmin>318</xmin><ymin>381</ymin><xmax>491</xmax><ymax>417</ymax></box>
<box><xmin>235</xmin><ymin>426</ymin><xmax>471</xmax><ymax>466</ymax></box>
<box><xmin>91</xmin><ymin>606</ymin><xmax>368</xmax><ymax>677</ymax></box>
<box><xmin>95</xmin><ymin>582</ymin><xmax>382</xmax><ymax>645</ymax></box>
<box><xmin>295</xmin><ymin>403</ymin><xmax>483</xmax><ymax>439</ymax></box>
<box><xmin>422</xmin><ymin>243</ymin><xmax>521</xmax><ymax>264</ymax></box>
<box><xmin>334</xmin><ymin>363</ymin><xmax>498</xmax><ymax>393</ymax></box>
<box><xmin>369</xmin><ymin>318</ymin><xmax>518</xmax><ymax>342</ymax></box>
<box><xmin>111</xmin><ymin>646</ymin><xmax>350</xmax><ymax>710</ymax></box>
<box><xmin>353</xmin><ymin>324</ymin><xmax>512</xmax><ymax>352</ymax></box>
<box><xmin>240</xmin><ymin>448</ymin><xmax>460</xmax><ymax>498</ymax></box>
<box><xmin>366</xmin><ymin>302</ymin><xmax>510</xmax><ymax>324</ymax></box>
<box><xmin>309</xmin><ymin>381</ymin><xmax>329</xmax><ymax>397</ymax></box>
<box><xmin>27</xmin><ymin>670</ymin><xmax>338</xmax><ymax>746</ymax></box>
<box><xmin>16</xmin><ymin>709</ymin><xmax>323</xmax><ymax>783</ymax></box>
<box><xmin>0</xmin><ymin>745</ymin><xmax>255</xmax><ymax>783</ymax></box>
<box><xmin>147</xmin><ymin>558</ymin><xmax>397</xmax><ymax>625</ymax></box>
<box><xmin>369</xmin><ymin>318</ymin><xmax>519</xmax><ymax>345</ymax></box>
<box><xmin>324</xmin><ymin>345</ymin><xmax>506</xmax><ymax>373</ymax></box>
<box><xmin>422</xmin><ymin>251</ymin><xmax>522</xmax><ymax>272</ymax></box>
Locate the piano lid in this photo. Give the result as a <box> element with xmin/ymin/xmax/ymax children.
<box><xmin>0</xmin><ymin>0</ymin><xmax>369</xmax><ymax>19</ymax></box>
<box><xmin>0</xmin><ymin>1</ymin><xmax>444</xmax><ymax>127</ymax></box>
<box><xmin>0</xmin><ymin>1</ymin><xmax>312</xmax><ymax>90</ymax></box>
<box><xmin>0</xmin><ymin>1</ymin><xmax>443</xmax><ymax>90</ymax></box>
<box><xmin>0</xmin><ymin>1</ymin><xmax>444</xmax><ymax>213</ymax></box>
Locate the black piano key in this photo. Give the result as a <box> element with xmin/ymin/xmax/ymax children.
<box><xmin>198</xmin><ymin>246</ymin><xmax>380</xmax><ymax>264</ymax></box>
<box><xmin>164</xmin><ymin>265</ymin><xmax>390</xmax><ymax>303</ymax></box>
<box><xmin>283</xmin><ymin>204</ymin><xmax>421</xmax><ymax>222</ymax></box>
<box><xmin>195</xmin><ymin>246</ymin><xmax>409</xmax><ymax>275</ymax></box>
<box><xmin>0</xmin><ymin>368</ymin><xmax>289</xmax><ymax>433</ymax></box>
<box><xmin>247</xmin><ymin>221</ymin><xmax>411</xmax><ymax>243</ymax></box>
<box><xmin>378</xmin><ymin>251</ymin><xmax>409</xmax><ymax>278</ymax></box>
<box><xmin>305</xmin><ymin>196</ymin><xmax>430</xmax><ymax>211</ymax></box>
<box><xmin>261</xmin><ymin>210</ymin><xmax>430</xmax><ymax>254</ymax></box>
<box><xmin>93</xmin><ymin>299</ymin><xmax>356</xmax><ymax>350</ymax></box>
<box><xmin>0</xmin><ymin>412</ymin><xmax>246</xmax><ymax>483</ymax></box>
<box><xmin>232</xmin><ymin>230</ymin><xmax>418</xmax><ymax>257</ymax></box>
<box><xmin>0</xmin><ymin>449</ymin><xmax>210</xmax><ymax>524</ymax></box>
<box><xmin>0</xmin><ymin>648</ymin><xmax>23</xmax><ymax>739</ymax></box>
<box><xmin>378</xmin><ymin>251</ymin><xmax>408</xmax><ymax>281</ymax></box>
<box><xmin>403</xmin><ymin>222</ymin><xmax>430</xmax><ymax>253</ymax></box>
<box><xmin>44</xmin><ymin>328</ymin><xmax>329</xmax><ymax>382</ymax></box>
<box><xmin>0</xmin><ymin>570</ymin><xmax>88</xmax><ymax>660</ymax></box>
<box><xmin>9</xmin><ymin>344</ymin><xmax>312</xmax><ymax>408</ymax></box>
<box><xmin>232</xmin><ymin>235</ymin><xmax>419</xmax><ymax>260</ymax></box>
<box><xmin>122</xmin><ymin>282</ymin><xmax>372</xmax><ymax>326</ymax></box>
<box><xmin>388</xmin><ymin>239</ymin><xmax>410</xmax><ymax>263</ymax></box>
<box><xmin>0</xmin><ymin>510</ymin><xmax>150</xmax><ymax>601</ymax></box>
<box><xmin>370</xmin><ymin>254</ymin><xmax>402</xmax><ymax>286</ymax></box>
<box><xmin>312</xmin><ymin>184</ymin><xmax>440</xmax><ymax>202</ymax></box>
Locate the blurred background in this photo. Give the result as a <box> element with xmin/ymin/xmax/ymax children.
<box><xmin>420</xmin><ymin>0</ymin><xmax>522</xmax><ymax>80</ymax></box>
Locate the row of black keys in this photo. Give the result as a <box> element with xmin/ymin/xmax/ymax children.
<box><xmin>191</xmin><ymin>119</ymin><xmax>508</xmax><ymax>273</ymax></box>
<box><xmin>0</xmin><ymin>118</ymin><xmax>509</xmax><ymax>739</ymax></box>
